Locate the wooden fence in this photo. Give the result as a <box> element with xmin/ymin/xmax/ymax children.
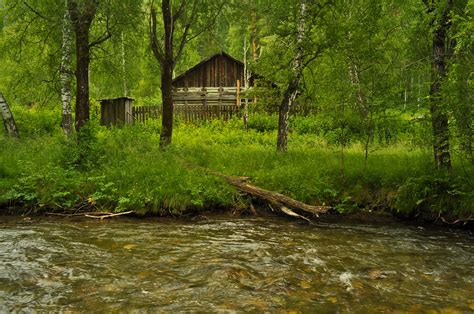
<box><xmin>132</xmin><ymin>104</ymin><xmax>240</xmax><ymax>123</ymax></box>
<box><xmin>132</xmin><ymin>106</ymin><xmax>161</xmax><ymax>123</ymax></box>
<box><xmin>131</xmin><ymin>87</ymin><xmax>244</xmax><ymax>123</ymax></box>
<box><xmin>172</xmin><ymin>87</ymin><xmax>242</xmax><ymax>106</ymax></box>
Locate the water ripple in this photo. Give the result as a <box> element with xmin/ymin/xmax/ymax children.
<box><xmin>0</xmin><ymin>216</ymin><xmax>472</xmax><ymax>312</ymax></box>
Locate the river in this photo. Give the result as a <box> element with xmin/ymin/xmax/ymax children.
<box><xmin>0</xmin><ymin>216</ymin><xmax>472</xmax><ymax>312</ymax></box>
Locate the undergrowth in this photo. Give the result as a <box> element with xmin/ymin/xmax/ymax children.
<box><xmin>1</xmin><ymin>110</ymin><xmax>473</xmax><ymax>220</ymax></box>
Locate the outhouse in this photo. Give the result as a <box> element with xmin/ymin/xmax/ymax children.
<box><xmin>100</xmin><ymin>97</ymin><xmax>134</xmax><ymax>127</ymax></box>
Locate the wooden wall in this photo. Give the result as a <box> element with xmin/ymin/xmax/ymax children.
<box><xmin>100</xmin><ymin>98</ymin><xmax>134</xmax><ymax>126</ymax></box>
<box><xmin>173</xmin><ymin>53</ymin><xmax>245</xmax><ymax>88</ymax></box>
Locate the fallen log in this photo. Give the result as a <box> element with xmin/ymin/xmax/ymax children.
<box><xmin>201</xmin><ymin>167</ymin><xmax>330</xmax><ymax>222</ymax></box>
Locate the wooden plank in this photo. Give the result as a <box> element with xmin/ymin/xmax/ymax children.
<box><xmin>174</xmin><ymin>87</ymin><xmax>238</xmax><ymax>92</ymax></box>
<box><xmin>131</xmin><ymin>103</ymin><xmax>243</xmax><ymax>124</ymax></box>
<box><xmin>236</xmin><ymin>80</ymin><xmax>240</xmax><ymax>108</ymax></box>
<box><xmin>172</xmin><ymin>95</ymin><xmax>238</xmax><ymax>101</ymax></box>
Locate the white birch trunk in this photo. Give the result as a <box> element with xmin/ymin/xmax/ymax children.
<box><xmin>348</xmin><ymin>63</ymin><xmax>366</xmax><ymax>112</ymax></box>
<box><xmin>243</xmin><ymin>38</ymin><xmax>249</xmax><ymax>129</ymax></box>
<box><xmin>0</xmin><ymin>92</ymin><xmax>20</xmax><ymax>138</ymax></box>
<box><xmin>277</xmin><ymin>0</ymin><xmax>305</xmax><ymax>152</ymax></box>
<box><xmin>60</xmin><ymin>1</ymin><xmax>73</xmax><ymax>136</ymax></box>
<box><xmin>121</xmin><ymin>32</ymin><xmax>127</xmax><ymax>96</ymax></box>
<box><xmin>348</xmin><ymin>62</ymin><xmax>373</xmax><ymax>169</ymax></box>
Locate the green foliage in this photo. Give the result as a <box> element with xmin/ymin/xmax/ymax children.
<box><xmin>1</xmin><ymin>0</ymin><xmax>473</xmax><ymax>222</ymax></box>
<box><xmin>5</xmin><ymin>105</ymin><xmax>62</xmax><ymax>137</ymax></box>
<box><xmin>0</xmin><ymin>136</ymin><xmax>82</xmax><ymax>211</ymax></box>
<box><xmin>395</xmin><ymin>172</ymin><xmax>474</xmax><ymax>218</ymax></box>
<box><xmin>248</xmin><ymin>114</ymin><xmax>278</xmax><ymax>132</ymax></box>
<box><xmin>1</xmin><ymin>120</ymin><xmax>472</xmax><ymax>219</ymax></box>
<box><xmin>0</xmin><ymin>123</ymin><xmax>239</xmax><ymax>215</ymax></box>
<box><xmin>334</xmin><ymin>197</ymin><xmax>359</xmax><ymax>214</ymax></box>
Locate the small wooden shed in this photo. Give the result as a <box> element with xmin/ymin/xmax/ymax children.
<box><xmin>172</xmin><ymin>52</ymin><xmax>251</xmax><ymax>108</ymax></box>
<box><xmin>100</xmin><ymin>97</ymin><xmax>134</xmax><ymax>127</ymax></box>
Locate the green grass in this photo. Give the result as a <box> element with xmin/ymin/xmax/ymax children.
<box><xmin>1</xmin><ymin>111</ymin><xmax>473</xmax><ymax>220</ymax></box>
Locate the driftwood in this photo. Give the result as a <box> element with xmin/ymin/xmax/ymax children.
<box><xmin>439</xmin><ymin>214</ymin><xmax>474</xmax><ymax>226</ymax></box>
<box><xmin>84</xmin><ymin>211</ymin><xmax>134</xmax><ymax>220</ymax></box>
<box><xmin>45</xmin><ymin>211</ymin><xmax>134</xmax><ymax>220</ymax></box>
<box><xmin>45</xmin><ymin>211</ymin><xmax>112</xmax><ymax>217</ymax></box>
<box><xmin>206</xmin><ymin>168</ymin><xmax>330</xmax><ymax>222</ymax></box>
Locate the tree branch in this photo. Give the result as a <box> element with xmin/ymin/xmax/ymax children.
<box><xmin>67</xmin><ymin>0</ymin><xmax>79</xmax><ymax>28</ymax></box>
<box><xmin>173</xmin><ymin>0</ymin><xmax>199</xmax><ymax>68</ymax></box>
<box><xmin>22</xmin><ymin>0</ymin><xmax>50</xmax><ymax>21</ymax></box>
<box><xmin>184</xmin><ymin>2</ymin><xmax>224</xmax><ymax>45</ymax></box>
<box><xmin>89</xmin><ymin>14</ymin><xmax>112</xmax><ymax>48</ymax></box>
<box><xmin>150</xmin><ymin>2</ymin><xmax>164</xmax><ymax>64</ymax></box>
<box><xmin>173</xmin><ymin>0</ymin><xmax>187</xmax><ymax>21</ymax></box>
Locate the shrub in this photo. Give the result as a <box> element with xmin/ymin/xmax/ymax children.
<box><xmin>395</xmin><ymin>172</ymin><xmax>473</xmax><ymax>218</ymax></box>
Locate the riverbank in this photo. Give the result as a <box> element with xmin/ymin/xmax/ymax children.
<box><xmin>1</xmin><ymin>118</ymin><xmax>473</xmax><ymax>226</ymax></box>
<box><xmin>2</xmin><ymin>206</ymin><xmax>472</xmax><ymax>231</ymax></box>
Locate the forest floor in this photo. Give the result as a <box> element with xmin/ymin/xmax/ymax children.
<box><xmin>1</xmin><ymin>115</ymin><xmax>473</xmax><ymax>227</ymax></box>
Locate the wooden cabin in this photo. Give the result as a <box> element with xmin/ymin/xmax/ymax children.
<box><xmin>100</xmin><ymin>52</ymin><xmax>252</xmax><ymax>126</ymax></box>
<box><xmin>172</xmin><ymin>52</ymin><xmax>251</xmax><ymax>108</ymax></box>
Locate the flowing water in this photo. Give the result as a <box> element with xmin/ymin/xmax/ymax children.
<box><xmin>0</xmin><ymin>216</ymin><xmax>473</xmax><ymax>312</ymax></box>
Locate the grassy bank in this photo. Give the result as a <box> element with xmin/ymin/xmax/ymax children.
<box><xmin>1</xmin><ymin>112</ymin><xmax>473</xmax><ymax>223</ymax></box>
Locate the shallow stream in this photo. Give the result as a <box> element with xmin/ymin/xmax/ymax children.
<box><xmin>0</xmin><ymin>216</ymin><xmax>473</xmax><ymax>312</ymax></box>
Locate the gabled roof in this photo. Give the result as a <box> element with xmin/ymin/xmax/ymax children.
<box><xmin>172</xmin><ymin>51</ymin><xmax>244</xmax><ymax>84</ymax></box>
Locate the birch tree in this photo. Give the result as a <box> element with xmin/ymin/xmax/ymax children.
<box><xmin>276</xmin><ymin>0</ymin><xmax>306</xmax><ymax>152</ymax></box>
<box><xmin>60</xmin><ymin>0</ymin><xmax>73</xmax><ymax>136</ymax></box>
<box><xmin>0</xmin><ymin>92</ymin><xmax>19</xmax><ymax>138</ymax></box>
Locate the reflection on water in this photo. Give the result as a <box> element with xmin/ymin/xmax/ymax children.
<box><xmin>0</xmin><ymin>216</ymin><xmax>473</xmax><ymax>312</ymax></box>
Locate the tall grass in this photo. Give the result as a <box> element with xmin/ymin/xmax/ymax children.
<box><xmin>1</xmin><ymin>109</ymin><xmax>472</xmax><ymax>219</ymax></box>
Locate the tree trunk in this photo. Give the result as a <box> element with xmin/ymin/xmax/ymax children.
<box><xmin>348</xmin><ymin>62</ymin><xmax>372</xmax><ymax>170</ymax></box>
<box><xmin>277</xmin><ymin>80</ymin><xmax>299</xmax><ymax>152</ymax></box>
<box><xmin>160</xmin><ymin>60</ymin><xmax>174</xmax><ymax>147</ymax></box>
<box><xmin>74</xmin><ymin>26</ymin><xmax>91</xmax><ymax>133</ymax></box>
<box><xmin>251</xmin><ymin>4</ymin><xmax>258</xmax><ymax>106</ymax></box>
<box><xmin>243</xmin><ymin>38</ymin><xmax>249</xmax><ymax>130</ymax></box>
<box><xmin>455</xmin><ymin>72</ymin><xmax>473</xmax><ymax>163</ymax></box>
<box><xmin>159</xmin><ymin>0</ymin><xmax>174</xmax><ymax>148</ymax></box>
<box><xmin>276</xmin><ymin>0</ymin><xmax>305</xmax><ymax>152</ymax></box>
<box><xmin>150</xmin><ymin>0</ymin><xmax>212</xmax><ymax>147</ymax></box>
<box><xmin>121</xmin><ymin>31</ymin><xmax>128</xmax><ymax>96</ymax></box>
<box><xmin>67</xmin><ymin>0</ymin><xmax>98</xmax><ymax>134</ymax></box>
<box><xmin>0</xmin><ymin>92</ymin><xmax>20</xmax><ymax>138</ymax></box>
<box><xmin>428</xmin><ymin>0</ymin><xmax>452</xmax><ymax>171</ymax></box>
<box><xmin>60</xmin><ymin>2</ymin><xmax>73</xmax><ymax>136</ymax></box>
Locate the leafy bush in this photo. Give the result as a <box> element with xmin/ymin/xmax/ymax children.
<box><xmin>247</xmin><ymin>114</ymin><xmax>278</xmax><ymax>132</ymax></box>
<box><xmin>9</xmin><ymin>105</ymin><xmax>62</xmax><ymax>136</ymax></box>
<box><xmin>395</xmin><ymin>173</ymin><xmax>473</xmax><ymax>218</ymax></box>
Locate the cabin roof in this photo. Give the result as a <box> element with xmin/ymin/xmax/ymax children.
<box><xmin>172</xmin><ymin>51</ymin><xmax>244</xmax><ymax>84</ymax></box>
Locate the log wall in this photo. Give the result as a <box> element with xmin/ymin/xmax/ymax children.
<box><xmin>173</xmin><ymin>53</ymin><xmax>245</xmax><ymax>88</ymax></box>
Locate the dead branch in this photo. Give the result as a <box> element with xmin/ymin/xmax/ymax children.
<box><xmin>45</xmin><ymin>211</ymin><xmax>113</xmax><ymax>217</ymax></box>
<box><xmin>85</xmin><ymin>211</ymin><xmax>134</xmax><ymax>220</ymax></box>
<box><xmin>440</xmin><ymin>215</ymin><xmax>474</xmax><ymax>226</ymax></box>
